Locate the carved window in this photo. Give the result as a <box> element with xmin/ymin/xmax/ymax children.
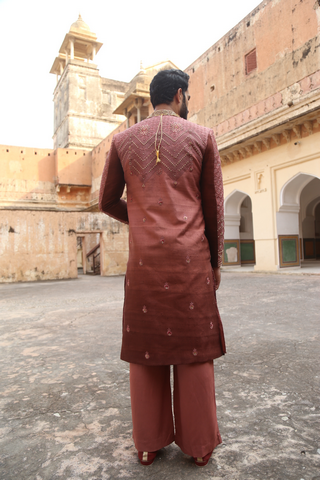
<box><xmin>245</xmin><ymin>49</ymin><xmax>257</xmax><ymax>75</ymax></box>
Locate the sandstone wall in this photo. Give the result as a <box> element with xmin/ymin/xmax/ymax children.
<box><xmin>0</xmin><ymin>210</ymin><xmax>128</xmax><ymax>283</ymax></box>
<box><xmin>186</xmin><ymin>0</ymin><xmax>320</xmax><ymax>130</ymax></box>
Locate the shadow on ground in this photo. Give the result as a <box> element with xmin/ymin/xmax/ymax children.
<box><xmin>0</xmin><ymin>273</ymin><xmax>319</xmax><ymax>480</ymax></box>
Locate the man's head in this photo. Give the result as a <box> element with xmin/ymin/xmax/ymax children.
<box><xmin>150</xmin><ymin>69</ymin><xmax>190</xmax><ymax>119</ymax></box>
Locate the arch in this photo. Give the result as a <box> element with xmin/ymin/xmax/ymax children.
<box><xmin>277</xmin><ymin>173</ymin><xmax>320</xmax><ymax>266</ymax></box>
<box><xmin>280</xmin><ymin>172</ymin><xmax>320</xmax><ymax>211</ymax></box>
<box><xmin>305</xmin><ymin>196</ymin><xmax>320</xmax><ymax>217</ymax></box>
<box><xmin>224</xmin><ymin>189</ymin><xmax>249</xmax><ymax>215</ymax></box>
<box><xmin>224</xmin><ymin>190</ymin><xmax>255</xmax><ymax>266</ymax></box>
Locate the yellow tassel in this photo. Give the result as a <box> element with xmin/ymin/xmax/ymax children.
<box><xmin>156</xmin><ymin>149</ymin><xmax>161</xmax><ymax>164</ymax></box>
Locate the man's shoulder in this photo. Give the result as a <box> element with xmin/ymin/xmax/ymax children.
<box><xmin>113</xmin><ymin>117</ymin><xmax>212</xmax><ymax>142</ymax></box>
<box><xmin>184</xmin><ymin>120</ymin><xmax>212</xmax><ymax>136</ymax></box>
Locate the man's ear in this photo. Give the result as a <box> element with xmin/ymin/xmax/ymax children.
<box><xmin>173</xmin><ymin>88</ymin><xmax>183</xmax><ymax>105</ymax></box>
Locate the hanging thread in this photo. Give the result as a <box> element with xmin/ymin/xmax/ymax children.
<box><xmin>155</xmin><ymin>115</ymin><xmax>163</xmax><ymax>164</ymax></box>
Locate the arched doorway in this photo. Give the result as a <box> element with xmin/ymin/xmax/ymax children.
<box><xmin>223</xmin><ymin>190</ymin><xmax>255</xmax><ymax>266</ymax></box>
<box><xmin>277</xmin><ymin>173</ymin><xmax>320</xmax><ymax>267</ymax></box>
<box><xmin>301</xmin><ymin>178</ymin><xmax>320</xmax><ymax>261</ymax></box>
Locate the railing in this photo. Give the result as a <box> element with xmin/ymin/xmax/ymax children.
<box><xmin>86</xmin><ymin>243</ymin><xmax>100</xmax><ymax>275</ymax></box>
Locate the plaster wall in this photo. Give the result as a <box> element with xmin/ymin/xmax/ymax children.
<box><xmin>221</xmin><ymin>130</ymin><xmax>320</xmax><ymax>270</ymax></box>
<box><xmin>0</xmin><ymin>211</ymin><xmax>128</xmax><ymax>283</ymax></box>
<box><xmin>0</xmin><ymin>211</ymin><xmax>77</xmax><ymax>283</ymax></box>
<box><xmin>0</xmin><ymin>146</ymin><xmax>56</xmax><ymax>206</ymax></box>
<box><xmin>55</xmin><ymin>148</ymin><xmax>92</xmax><ymax>186</ymax></box>
<box><xmin>0</xmin><ymin>145</ymin><xmax>94</xmax><ymax>209</ymax></box>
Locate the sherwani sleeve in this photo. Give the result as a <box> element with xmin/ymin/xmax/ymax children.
<box><xmin>200</xmin><ymin>130</ymin><xmax>224</xmax><ymax>268</ymax></box>
<box><xmin>98</xmin><ymin>137</ymin><xmax>129</xmax><ymax>224</ymax></box>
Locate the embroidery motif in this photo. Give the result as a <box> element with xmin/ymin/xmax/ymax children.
<box><xmin>139</xmin><ymin>125</ymin><xmax>149</xmax><ymax>136</ymax></box>
<box><xmin>116</xmin><ymin>117</ymin><xmax>206</xmax><ymax>185</ymax></box>
<box><xmin>171</xmin><ymin>121</ymin><xmax>183</xmax><ymax>133</ymax></box>
<box><xmin>112</xmin><ymin>121</ymin><xmax>224</xmax><ymax>267</ymax></box>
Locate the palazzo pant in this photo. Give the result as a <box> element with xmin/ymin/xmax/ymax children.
<box><xmin>130</xmin><ymin>360</ymin><xmax>222</xmax><ymax>458</ymax></box>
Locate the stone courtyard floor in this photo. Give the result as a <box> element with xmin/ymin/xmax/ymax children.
<box><xmin>0</xmin><ymin>273</ymin><xmax>319</xmax><ymax>480</ymax></box>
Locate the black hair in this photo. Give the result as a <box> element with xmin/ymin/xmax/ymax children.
<box><xmin>149</xmin><ymin>69</ymin><xmax>190</xmax><ymax>109</ymax></box>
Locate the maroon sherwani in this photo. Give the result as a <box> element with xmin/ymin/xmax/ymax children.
<box><xmin>99</xmin><ymin>110</ymin><xmax>226</xmax><ymax>458</ymax></box>
<box><xmin>99</xmin><ymin>111</ymin><xmax>225</xmax><ymax>366</ymax></box>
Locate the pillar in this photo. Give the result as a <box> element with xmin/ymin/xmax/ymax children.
<box><xmin>125</xmin><ymin>108</ymin><xmax>131</xmax><ymax>129</ymax></box>
<box><xmin>135</xmin><ymin>98</ymin><xmax>144</xmax><ymax>123</ymax></box>
<box><xmin>70</xmin><ymin>38</ymin><xmax>74</xmax><ymax>59</ymax></box>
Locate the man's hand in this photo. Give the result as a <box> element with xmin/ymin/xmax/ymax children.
<box><xmin>213</xmin><ymin>267</ymin><xmax>221</xmax><ymax>290</ymax></box>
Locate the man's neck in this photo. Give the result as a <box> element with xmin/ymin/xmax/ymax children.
<box><xmin>154</xmin><ymin>103</ymin><xmax>180</xmax><ymax>116</ymax></box>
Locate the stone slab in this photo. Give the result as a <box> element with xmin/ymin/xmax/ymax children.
<box><xmin>0</xmin><ymin>273</ymin><xmax>319</xmax><ymax>479</ymax></box>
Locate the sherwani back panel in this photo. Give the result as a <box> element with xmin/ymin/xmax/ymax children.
<box><xmin>99</xmin><ymin>114</ymin><xmax>226</xmax><ymax>366</ymax></box>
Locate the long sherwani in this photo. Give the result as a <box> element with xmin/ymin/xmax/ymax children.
<box><xmin>99</xmin><ymin>111</ymin><xmax>226</xmax><ymax>366</ymax></box>
<box><xmin>99</xmin><ymin>110</ymin><xmax>226</xmax><ymax>458</ymax></box>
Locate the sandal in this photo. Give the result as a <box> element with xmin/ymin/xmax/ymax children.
<box><xmin>138</xmin><ymin>450</ymin><xmax>157</xmax><ymax>466</ymax></box>
<box><xmin>194</xmin><ymin>450</ymin><xmax>213</xmax><ymax>467</ymax></box>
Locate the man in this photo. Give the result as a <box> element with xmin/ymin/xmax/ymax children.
<box><xmin>99</xmin><ymin>69</ymin><xmax>225</xmax><ymax>467</ymax></box>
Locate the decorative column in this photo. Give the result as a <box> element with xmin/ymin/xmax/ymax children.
<box><xmin>124</xmin><ymin>108</ymin><xmax>131</xmax><ymax>129</ymax></box>
<box><xmin>92</xmin><ymin>45</ymin><xmax>96</xmax><ymax>61</ymax></box>
<box><xmin>69</xmin><ymin>38</ymin><xmax>74</xmax><ymax>59</ymax></box>
<box><xmin>135</xmin><ymin>98</ymin><xmax>144</xmax><ymax>123</ymax></box>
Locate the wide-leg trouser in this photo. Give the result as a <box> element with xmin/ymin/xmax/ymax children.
<box><xmin>130</xmin><ymin>360</ymin><xmax>222</xmax><ymax>458</ymax></box>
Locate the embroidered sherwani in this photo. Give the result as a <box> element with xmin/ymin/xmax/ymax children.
<box><xmin>99</xmin><ymin>112</ymin><xmax>225</xmax><ymax>366</ymax></box>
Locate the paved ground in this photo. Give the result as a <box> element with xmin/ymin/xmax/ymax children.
<box><xmin>0</xmin><ymin>273</ymin><xmax>319</xmax><ymax>480</ymax></box>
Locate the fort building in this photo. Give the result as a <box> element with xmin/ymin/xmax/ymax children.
<box><xmin>0</xmin><ymin>0</ymin><xmax>319</xmax><ymax>283</ymax></box>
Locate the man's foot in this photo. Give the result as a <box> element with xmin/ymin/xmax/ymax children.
<box><xmin>138</xmin><ymin>451</ymin><xmax>157</xmax><ymax>466</ymax></box>
<box><xmin>193</xmin><ymin>450</ymin><xmax>213</xmax><ymax>467</ymax></box>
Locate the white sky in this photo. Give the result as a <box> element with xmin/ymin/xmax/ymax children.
<box><xmin>0</xmin><ymin>0</ymin><xmax>261</xmax><ymax>149</ymax></box>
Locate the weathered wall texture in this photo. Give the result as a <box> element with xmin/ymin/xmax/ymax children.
<box><xmin>0</xmin><ymin>210</ymin><xmax>128</xmax><ymax>283</ymax></box>
<box><xmin>186</xmin><ymin>0</ymin><xmax>320</xmax><ymax>130</ymax></box>
<box><xmin>0</xmin><ymin>143</ymin><xmax>129</xmax><ymax>283</ymax></box>
<box><xmin>0</xmin><ymin>211</ymin><xmax>78</xmax><ymax>283</ymax></box>
<box><xmin>91</xmin><ymin>121</ymin><xmax>127</xmax><ymax>203</ymax></box>
<box><xmin>1</xmin><ymin>0</ymin><xmax>320</xmax><ymax>282</ymax></box>
<box><xmin>0</xmin><ymin>146</ymin><xmax>56</xmax><ymax>207</ymax></box>
<box><xmin>0</xmin><ymin>145</ymin><xmax>94</xmax><ymax>209</ymax></box>
<box><xmin>53</xmin><ymin>61</ymin><xmax>128</xmax><ymax>150</ymax></box>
